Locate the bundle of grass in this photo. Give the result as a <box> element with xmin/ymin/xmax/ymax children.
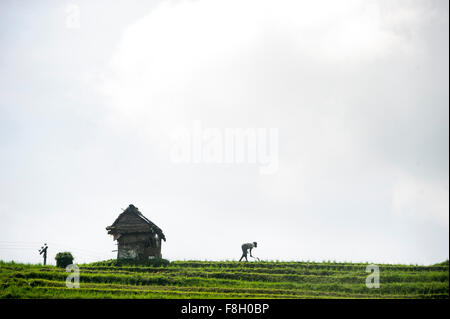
<box><xmin>55</xmin><ymin>252</ymin><xmax>74</xmax><ymax>268</ymax></box>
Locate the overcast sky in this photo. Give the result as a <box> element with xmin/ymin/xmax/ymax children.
<box><xmin>0</xmin><ymin>0</ymin><xmax>448</xmax><ymax>265</ymax></box>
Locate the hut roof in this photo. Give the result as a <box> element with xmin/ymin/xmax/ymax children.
<box><xmin>106</xmin><ymin>204</ymin><xmax>166</xmax><ymax>241</ymax></box>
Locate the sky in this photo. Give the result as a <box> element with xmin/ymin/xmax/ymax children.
<box><xmin>0</xmin><ymin>0</ymin><xmax>448</xmax><ymax>265</ymax></box>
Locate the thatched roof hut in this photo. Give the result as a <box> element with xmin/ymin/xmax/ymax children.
<box><xmin>106</xmin><ymin>204</ymin><xmax>166</xmax><ymax>259</ymax></box>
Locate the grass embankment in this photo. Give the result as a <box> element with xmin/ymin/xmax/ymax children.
<box><xmin>0</xmin><ymin>260</ymin><xmax>448</xmax><ymax>299</ymax></box>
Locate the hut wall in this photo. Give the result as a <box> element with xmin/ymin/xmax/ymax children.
<box><xmin>117</xmin><ymin>233</ymin><xmax>162</xmax><ymax>259</ymax></box>
<box><xmin>144</xmin><ymin>238</ymin><xmax>162</xmax><ymax>258</ymax></box>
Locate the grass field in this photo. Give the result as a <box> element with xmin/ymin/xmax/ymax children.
<box><xmin>1</xmin><ymin>260</ymin><xmax>448</xmax><ymax>299</ymax></box>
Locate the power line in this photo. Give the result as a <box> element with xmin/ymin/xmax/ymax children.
<box><xmin>0</xmin><ymin>240</ymin><xmax>117</xmax><ymax>261</ymax></box>
<box><xmin>0</xmin><ymin>247</ymin><xmax>40</xmax><ymax>250</ymax></box>
<box><xmin>0</xmin><ymin>241</ymin><xmax>110</xmax><ymax>255</ymax></box>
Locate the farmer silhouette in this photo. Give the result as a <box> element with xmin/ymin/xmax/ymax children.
<box><xmin>239</xmin><ymin>242</ymin><xmax>258</xmax><ymax>262</ymax></box>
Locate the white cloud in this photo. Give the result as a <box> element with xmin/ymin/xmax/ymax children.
<box><xmin>99</xmin><ymin>0</ymin><xmax>410</xmax><ymax>133</ymax></box>
<box><xmin>89</xmin><ymin>0</ymin><xmax>449</xmax><ymax>262</ymax></box>
<box><xmin>96</xmin><ymin>0</ymin><xmax>448</xmax><ymax>214</ymax></box>
<box><xmin>393</xmin><ymin>172</ymin><xmax>449</xmax><ymax>224</ymax></box>
<box><xmin>0</xmin><ymin>0</ymin><xmax>447</xmax><ymax>264</ymax></box>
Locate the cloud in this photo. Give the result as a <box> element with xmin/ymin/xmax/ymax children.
<box><xmin>97</xmin><ymin>0</ymin><xmax>448</xmax><ymax>231</ymax></box>
<box><xmin>99</xmin><ymin>0</ymin><xmax>412</xmax><ymax>132</ymax></box>
<box><xmin>393</xmin><ymin>172</ymin><xmax>449</xmax><ymax>224</ymax></box>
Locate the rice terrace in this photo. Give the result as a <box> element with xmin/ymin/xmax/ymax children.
<box><xmin>0</xmin><ymin>1</ymin><xmax>448</xmax><ymax>305</ymax></box>
<box><xmin>0</xmin><ymin>259</ymin><xmax>448</xmax><ymax>299</ymax></box>
<box><xmin>1</xmin><ymin>204</ymin><xmax>449</xmax><ymax>299</ymax></box>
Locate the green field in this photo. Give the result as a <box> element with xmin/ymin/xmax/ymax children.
<box><xmin>1</xmin><ymin>260</ymin><xmax>448</xmax><ymax>299</ymax></box>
